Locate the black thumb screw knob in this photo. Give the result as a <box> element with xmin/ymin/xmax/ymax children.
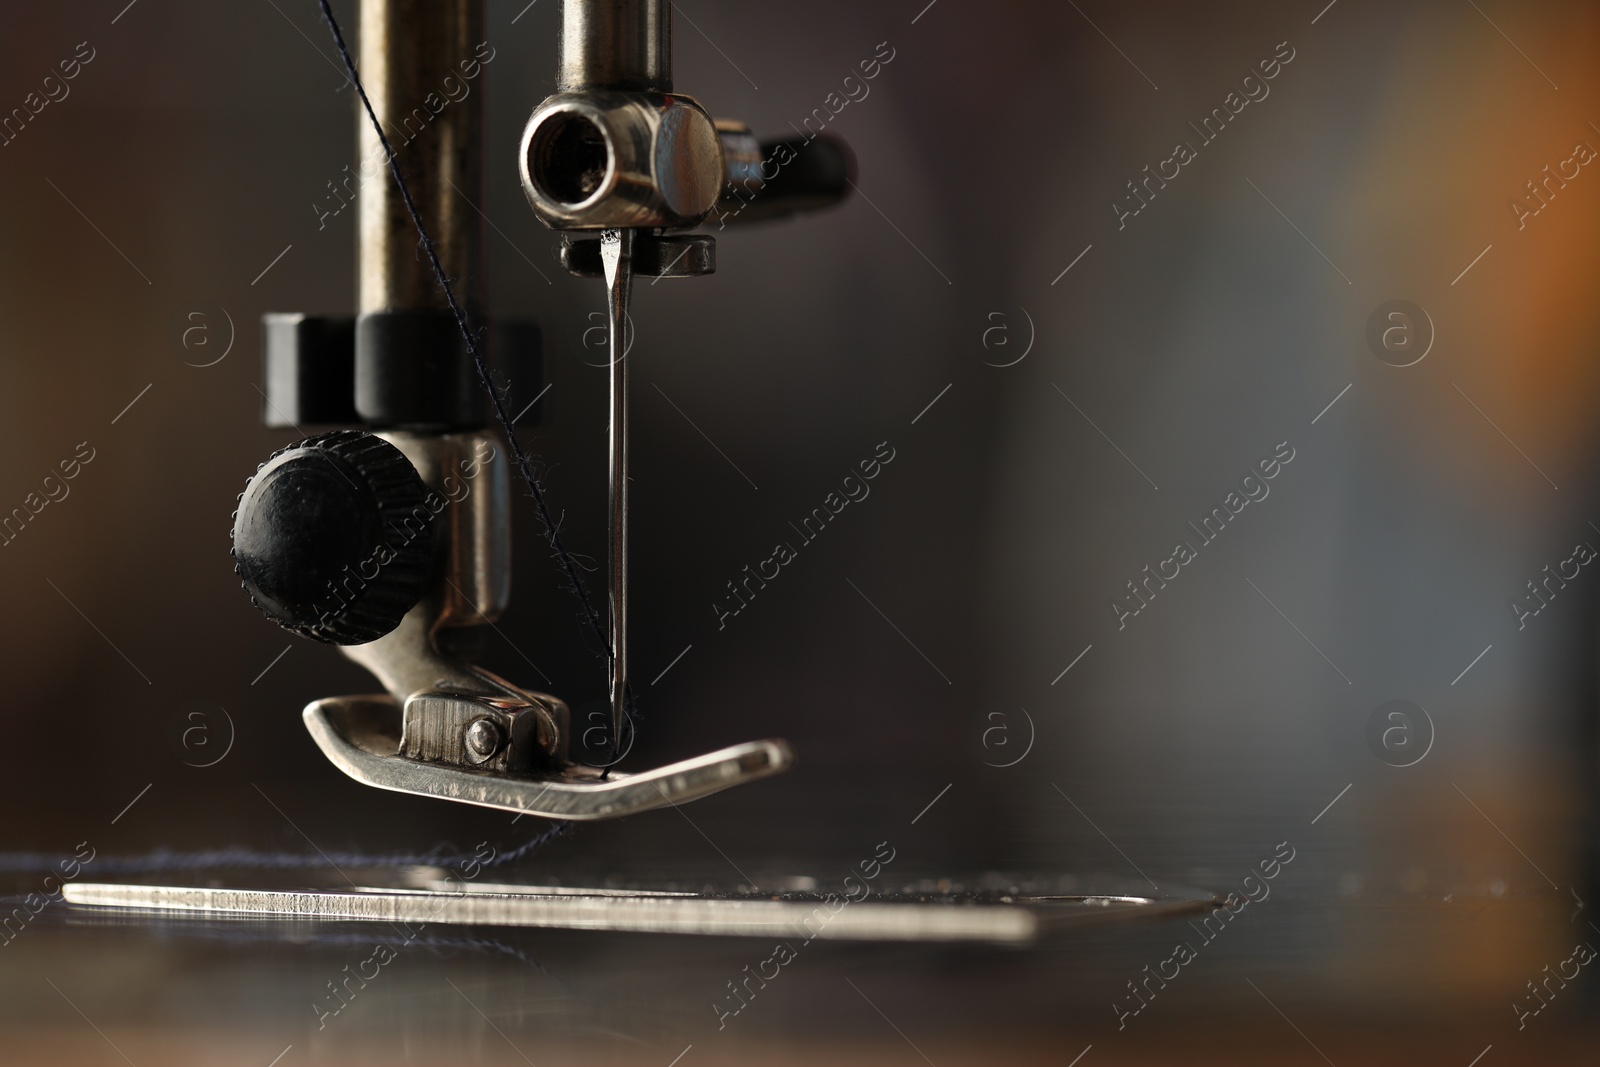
<box><xmin>231</xmin><ymin>430</ymin><xmax>437</xmax><ymax>645</ymax></box>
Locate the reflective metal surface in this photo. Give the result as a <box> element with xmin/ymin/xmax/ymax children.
<box><xmin>304</xmin><ymin>401</ymin><xmax>792</xmax><ymax>818</ymax></box>
<box><xmin>357</xmin><ymin>0</ymin><xmax>483</xmax><ymax>316</ymax></box>
<box><xmin>519</xmin><ymin>91</ymin><xmax>724</xmax><ymax>230</ymax></box>
<box><xmin>304</xmin><ymin>697</ymin><xmax>793</xmax><ymax>818</ymax></box>
<box><xmin>600</xmin><ymin>228</ymin><xmax>633</xmax><ymax>762</ymax></box>
<box><xmin>335</xmin><ymin>431</ymin><xmax>566</xmax><ymax>750</ymax></box>
<box><xmin>62</xmin><ymin>881</ymin><xmax>1214</xmax><ymax>942</ymax></box>
<box><xmin>557</xmin><ymin>0</ymin><xmax>670</xmax><ymax>93</ymax></box>
<box><xmin>378</xmin><ymin>431</ymin><xmax>507</xmax><ymax>628</ymax></box>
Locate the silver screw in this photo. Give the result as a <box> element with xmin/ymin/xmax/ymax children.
<box><xmin>463</xmin><ymin>718</ymin><xmax>502</xmax><ymax>763</ymax></box>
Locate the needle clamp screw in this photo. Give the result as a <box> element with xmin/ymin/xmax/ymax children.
<box><xmin>463</xmin><ymin>717</ymin><xmax>503</xmax><ymax>763</ymax></box>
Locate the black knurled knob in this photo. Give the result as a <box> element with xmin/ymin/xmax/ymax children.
<box><xmin>231</xmin><ymin>430</ymin><xmax>436</xmax><ymax>645</ymax></box>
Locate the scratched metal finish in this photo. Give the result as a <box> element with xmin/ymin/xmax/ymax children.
<box><xmin>61</xmin><ymin>879</ymin><xmax>1213</xmax><ymax>941</ymax></box>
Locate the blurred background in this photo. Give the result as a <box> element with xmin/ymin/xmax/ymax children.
<box><xmin>3</xmin><ymin>0</ymin><xmax>1600</xmax><ymax>1062</ymax></box>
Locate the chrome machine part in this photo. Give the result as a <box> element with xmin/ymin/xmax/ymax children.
<box><xmin>278</xmin><ymin>0</ymin><xmax>844</xmax><ymax>819</ymax></box>
<box><xmin>350</xmin><ymin>0</ymin><xmax>490</xmax><ymax>428</ymax></box>
<box><xmin>557</xmin><ymin>0</ymin><xmax>670</xmax><ymax>93</ymax></box>
<box><xmin>305</xmin><ymin>698</ymin><xmax>792</xmax><ymax>819</ymax></box>
<box><xmin>601</xmin><ymin>228</ymin><xmax>634</xmax><ymax>760</ymax></box>
<box><xmin>303</xmin><ymin>428</ymin><xmax>796</xmax><ymax>817</ymax></box>
<box><xmin>308</xmin><ymin>0</ymin><xmax>582</xmax><ymax>795</ymax></box>
<box><xmin>329</xmin><ymin>430</ymin><xmax>569</xmax><ymax>773</ymax></box>
<box><xmin>500</xmin><ymin>0</ymin><xmax>862</xmax><ymax>804</ymax></box>
<box><xmin>518</xmin><ymin>92</ymin><xmax>724</xmax><ymax>230</ymax></box>
<box><xmin>519</xmin><ymin>0</ymin><xmax>722</xmax><ymax>232</ymax></box>
<box><xmin>334</xmin><ymin>429</ymin><xmax>515</xmax><ymax>699</ymax></box>
<box><xmin>64</xmin><ymin>879</ymin><xmax>1215</xmax><ymax>943</ymax></box>
<box><xmin>518</xmin><ymin>0</ymin><xmax>728</xmax><ymax>768</ymax></box>
<box><xmin>357</xmin><ymin>0</ymin><xmax>483</xmax><ymax>318</ymax></box>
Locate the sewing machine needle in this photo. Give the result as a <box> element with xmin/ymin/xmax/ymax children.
<box><xmin>600</xmin><ymin>228</ymin><xmax>634</xmax><ymax>763</ymax></box>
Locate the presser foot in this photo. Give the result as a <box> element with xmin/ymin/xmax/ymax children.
<box><xmin>304</xmin><ymin>695</ymin><xmax>794</xmax><ymax>820</ymax></box>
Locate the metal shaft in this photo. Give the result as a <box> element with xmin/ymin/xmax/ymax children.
<box><xmin>600</xmin><ymin>229</ymin><xmax>635</xmax><ymax>755</ymax></box>
<box><xmin>359</xmin><ymin>0</ymin><xmax>484</xmax><ymax>316</ymax></box>
<box><xmin>558</xmin><ymin>0</ymin><xmax>671</xmax><ymax>93</ymax></box>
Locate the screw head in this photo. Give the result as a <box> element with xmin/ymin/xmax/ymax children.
<box><xmin>463</xmin><ymin>718</ymin><xmax>502</xmax><ymax>763</ymax></box>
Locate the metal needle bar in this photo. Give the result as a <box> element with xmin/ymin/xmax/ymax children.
<box><xmin>600</xmin><ymin>228</ymin><xmax>635</xmax><ymax>760</ymax></box>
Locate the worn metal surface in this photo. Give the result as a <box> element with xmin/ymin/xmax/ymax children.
<box><xmin>357</xmin><ymin>0</ymin><xmax>483</xmax><ymax>316</ymax></box>
<box><xmin>305</xmin><ymin>696</ymin><xmax>793</xmax><ymax>818</ymax></box>
<box><xmin>61</xmin><ymin>881</ymin><xmax>1211</xmax><ymax>942</ymax></box>
<box><xmin>600</xmin><ymin>228</ymin><xmax>634</xmax><ymax>762</ymax></box>
<box><xmin>557</xmin><ymin>0</ymin><xmax>670</xmax><ymax>93</ymax></box>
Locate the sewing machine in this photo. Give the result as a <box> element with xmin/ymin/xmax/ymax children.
<box><xmin>53</xmin><ymin>0</ymin><xmax>1208</xmax><ymax>940</ymax></box>
<box><xmin>15</xmin><ymin>3</ymin><xmax>1600</xmax><ymax>1063</ymax></box>
<box><xmin>230</xmin><ymin>0</ymin><xmax>850</xmax><ymax>821</ymax></box>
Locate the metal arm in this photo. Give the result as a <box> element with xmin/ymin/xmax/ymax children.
<box><xmin>237</xmin><ymin>0</ymin><xmax>852</xmax><ymax>820</ymax></box>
